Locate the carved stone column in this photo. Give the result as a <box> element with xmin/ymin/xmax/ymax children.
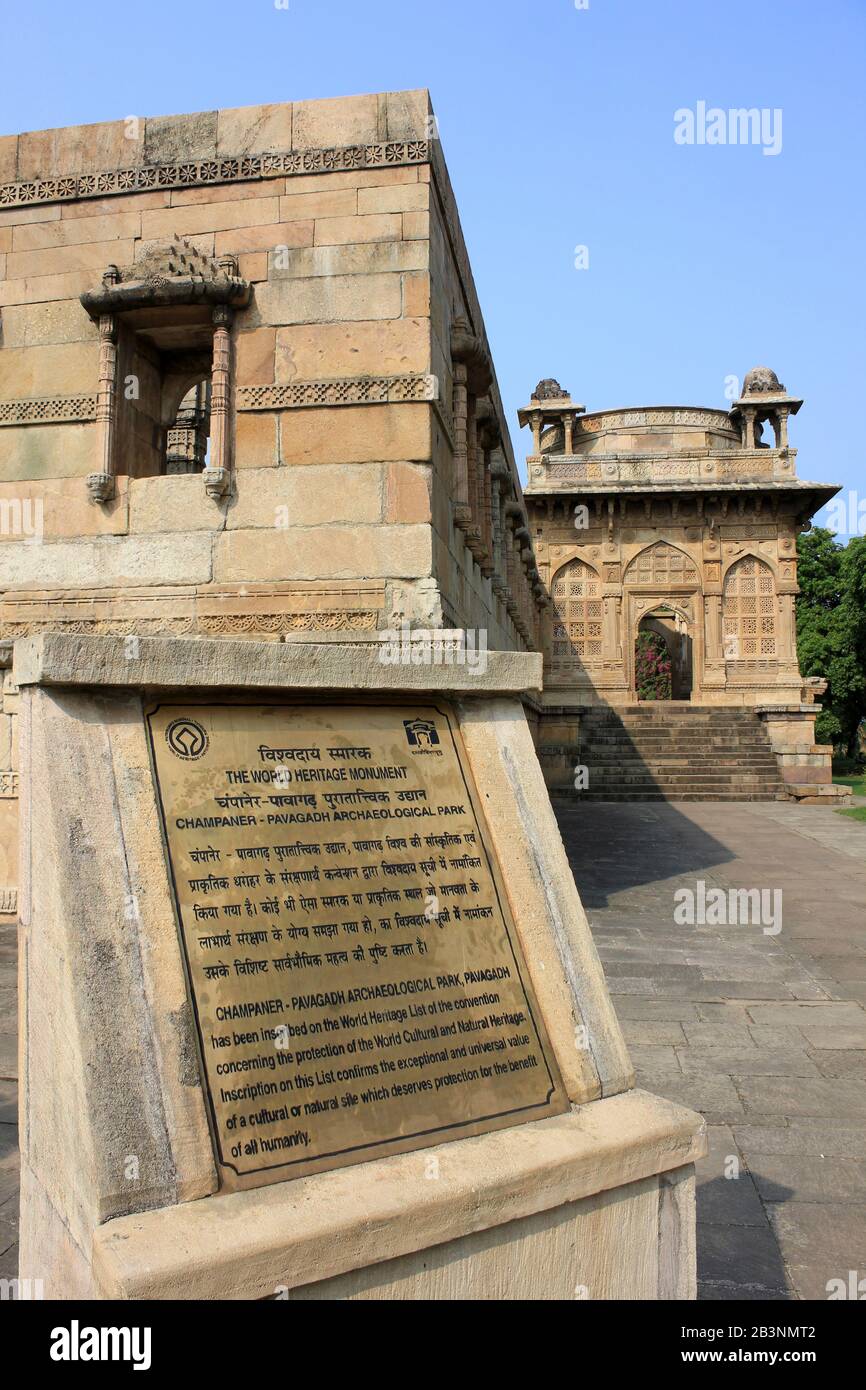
<box><xmin>741</xmin><ymin>406</ymin><xmax>756</xmax><ymax>449</ymax></box>
<box><xmin>503</xmin><ymin>515</ymin><xmax>520</xmax><ymax>623</ymax></box>
<box><xmin>704</xmin><ymin>595</ymin><xmax>723</xmax><ymax>662</ymax></box>
<box><xmin>490</xmin><ymin>460</ymin><xmax>509</xmax><ymax>599</ymax></box>
<box><xmin>778</xmin><ymin>593</ymin><xmax>797</xmax><ymax>659</ymax></box>
<box><xmin>563</xmin><ymin>411</ymin><xmax>575</xmax><ymax>455</ymax></box>
<box><xmin>476</xmin><ymin>405</ymin><xmax>500</xmax><ymax>576</ymax></box>
<box><xmin>450</xmin><ymin>316</ymin><xmax>491</xmax><ymax>545</ymax></box>
<box><xmin>451</xmin><ymin>360</ymin><xmax>472</xmax><ymax>532</ymax></box>
<box><xmin>602</xmin><ymin>596</ymin><xmax>620</xmax><ymax>661</ymax></box>
<box><xmin>529</xmin><ymin>410</ymin><xmax>543</xmax><ymax>456</ymax></box>
<box><xmin>464</xmin><ymin>394</ymin><xmax>484</xmax><ymax>558</ymax></box>
<box><xmin>87</xmin><ymin>292</ymin><xmax>119</xmax><ymax>504</ymax></box>
<box><xmin>204</xmin><ymin>305</ymin><xmax>233</xmax><ymax>499</ymax></box>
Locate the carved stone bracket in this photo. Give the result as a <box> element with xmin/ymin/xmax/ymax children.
<box><xmin>86</xmin><ymin>473</ymin><xmax>115</xmax><ymax>505</ymax></box>
<box><xmin>203</xmin><ymin>467</ymin><xmax>231</xmax><ymax>500</ymax></box>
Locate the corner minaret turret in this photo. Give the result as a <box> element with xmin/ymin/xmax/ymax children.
<box><xmin>729</xmin><ymin>366</ymin><xmax>803</xmax><ymax>450</ymax></box>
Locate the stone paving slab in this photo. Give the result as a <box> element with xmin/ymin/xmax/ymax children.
<box><xmin>554</xmin><ymin>797</ymin><xmax>866</xmax><ymax>1302</ymax></box>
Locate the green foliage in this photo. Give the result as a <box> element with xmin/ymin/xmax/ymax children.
<box><xmin>797</xmin><ymin>529</ymin><xmax>866</xmax><ymax>758</ymax></box>
<box><xmin>635</xmin><ymin>631</ymin><xmax>672</xmax><ymax>701</ymax></box>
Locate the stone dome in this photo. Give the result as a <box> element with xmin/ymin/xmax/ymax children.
<box><xmin>743</xmin><ymin>366</ymin><xmax>785</xmax><ymax>395</ymax></box>
<box><xmin>532</xmin><ymin>378</ymin><xmax>570</xmax><ymax>402</ymax></box>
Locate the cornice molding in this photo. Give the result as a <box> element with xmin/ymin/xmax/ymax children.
<box><xmin>0</xmin><ymin>140</ymin><xmax>430</xmax><ymax>212</ymax></box>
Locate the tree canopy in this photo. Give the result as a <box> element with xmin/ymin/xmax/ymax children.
<box><xmin>796</xmin><ymin>528</ymin><xmax>866</xmax><ymax>757</ymax></box>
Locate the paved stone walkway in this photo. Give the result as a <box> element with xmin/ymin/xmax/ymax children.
<box><xmin>553</xmin><ymin>798</ymin><xmax>866</xmax><ymax>1300</ymax></box>
<box><xmin>1</xmin><ymin>803</ymin><xmax>864</xmax><ymax>1298</ymax></box>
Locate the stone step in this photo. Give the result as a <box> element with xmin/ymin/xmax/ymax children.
<box><xmin>580</xmin><ymin>757</ymin><xmax>781</xmax><ymax>768</ymax></box>
<box><xmin>582</xmin><ymin>729</ymin><xmax>772</xmax><ymax>737</ymax></box>
<box><xmin>584</xmin><ymin>765</ymin><xmax>782</xmax><ymax>777</ymax></box>
<box><xmin>554</xmin><ymin>791</ymin><xmax>789</xmax><ymax>802</ymax></box>
<box><xmin>550</xmin><ymin>707</ymin><xmax>784</xmax><ymax>801</ymax></box>
<box><xmin>572</xmin><ymin>751</ymin><xmax>780</xmax><ymax>760</ymax></box>
<box><xmin>580</xmin><ymin>744</ymin><xmax>777</xmax><ymax>755</ymax></box>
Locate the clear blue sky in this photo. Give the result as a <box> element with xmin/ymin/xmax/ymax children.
<box><xmin>2</xmin><ymin>0</ymin><xmax>864</xmax><ymax>531</ymax></box>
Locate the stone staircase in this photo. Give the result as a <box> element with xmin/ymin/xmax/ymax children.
<box><xmin>548</xmin><ymin>705</ymin><xmax>789</xmax><ymax>802</ymax></box>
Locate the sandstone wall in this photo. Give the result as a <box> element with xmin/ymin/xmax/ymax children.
<box><xmin>0</xmin><ymin>91</ymin><xmax>536</xmax><ymax>648</ymax></box>
<box><xmin>0</xmin><ymin>91</ymin><xmax>546</xmax><ymax>921</ymax></box>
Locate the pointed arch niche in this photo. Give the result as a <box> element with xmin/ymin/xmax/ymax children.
<box><xmin>722</xmin><ymin>555</ymin><xmax>777</xmax><ymax>660</ymax></box>
<box><xmin>549</xmin><ymin>557</ymin><xmax>603</xmax><ymax>676</ymax></box>
<box><xmin>623</xmin><ymin>542</ymin><xmax>702</xmax><ymax>701</ymax></box>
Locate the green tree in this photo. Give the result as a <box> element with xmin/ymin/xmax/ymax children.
<box><xmin>796</xmin><ymin>528</ymin><xmax>866</xmax><ymax>756</ymax></box>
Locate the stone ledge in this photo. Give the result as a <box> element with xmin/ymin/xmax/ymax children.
<box><xmin>755</xmin><ymin>704</ymin><xmax>818</xmax><ymax>716</ymax></box>
<box><xmin>91</xmin><ymin>1089</ymin><xmax>705</xmax><ymax>1300</ymax></box>
<box><xmin>13</xmin><ymin>632</ymin><xmax>544</xmax><ymax>697</ymax></box>
<box><xmin>787</xmin><ymin>782</ymin><xmax>852</xmax><ymax>803</ymax></box>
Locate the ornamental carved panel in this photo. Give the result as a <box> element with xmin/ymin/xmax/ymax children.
<box><xmin>623</xmin><ymin>542</ymin><xmax>699</xmax><ymax>587</ymax></box>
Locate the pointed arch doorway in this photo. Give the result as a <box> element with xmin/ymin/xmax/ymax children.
<box><xmin>636</xmin><ymin>606</ymin><xmax>693</xmax><ymax>701</ymax></box>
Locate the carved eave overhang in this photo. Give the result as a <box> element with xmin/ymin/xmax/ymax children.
<box><xmin>449</xmin><ymin>318</ymin><xmax>493</xmax><ymax>396</ymax></box>
<box><xmin>729</xmin><ymin>392</ymin><xmax>803</xmax><ymax>421</ymax></box>
<box><xmin>79</xmin><ymin>240</ymin><xmax>251</xmax><ymax>320</ymax></box>
<box><xmin>80</xmin><ymin>270</ymin><xmax>251</xmax><ymax>319</ymax></box>
<box><xmin>81</xmin><ymin>274</ymin><xmax>250</xmax><ymax>317</ymax></box>
<box><xmin>517</xmin><ymin>391</ymin><xmax>586</xmax><ymax>432</ymax></box>
<box><xmin>524</xmin><ymin>480</ymin><xmax>841</xmax><ymax>502</ymax></box>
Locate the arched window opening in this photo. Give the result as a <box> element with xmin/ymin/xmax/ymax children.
<box><xmin>165</xmin><ymin>380</ymin><xmax>211</xmax><ymax>474</ymax></box>
<box><xmin>723</xmin><ymin>557</ymin><xmax>777</xmax><ymax>659</ymax></box>
<box><xmin>550</xmin><ymin>559</ymin><xmax>602</xmax><ymax>662</ymax></box>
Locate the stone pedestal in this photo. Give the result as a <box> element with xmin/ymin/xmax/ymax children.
<box><xmin>757</xmin><ymin>704</ymin><xmax>852</xmax><ymax>805</ymax></box>
<box><xmin>16</xmin><ymin>633</ymin><xmax>704</xmax><ymax>1299</ymax></box>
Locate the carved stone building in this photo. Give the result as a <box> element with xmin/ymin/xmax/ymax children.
<box><xmin>0</xmin><ymin>92</ymin><xmax>545</xmax><ymax>923</ymax></box>
<box><xmin>520</xmin><ymin>374</ymin><xmax>846</xmax><ymax>801</ymax></box>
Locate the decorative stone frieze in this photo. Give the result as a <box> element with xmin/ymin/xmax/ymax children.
<box><xmin>237</xmin><ymin>375</ymin><xmax>439</xmax><ymax>410</ymax></box>
<box><xmin>0</xmin><ymin>141</ymin><xmax>431</xmax><ymax>212</ymax></box>
<box><xmin>0</xmin><ymin>395</ymin><xmax>98</xmax><ymax>426</ymax></box>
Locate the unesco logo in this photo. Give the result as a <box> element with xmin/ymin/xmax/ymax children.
<box><xmin>165</xmin><ymin>717</ymin><xmax>209</xmax><ymax>761</ymax></box>
<box><xmin>403</xmin><ymin>718</ymin><xmax>439</xmax><ymax>748</ymax></box>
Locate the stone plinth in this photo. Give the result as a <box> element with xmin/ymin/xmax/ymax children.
<box><xmin>16</xmin><ymin>634</ymin><xmax>704</xmax><ymax>1299</ymax></box>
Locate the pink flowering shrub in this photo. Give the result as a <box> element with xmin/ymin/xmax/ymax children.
<box><xmin>635</xmin><ymin>632</ymin><xmax>672</xmax><ymax>700</ymax></box>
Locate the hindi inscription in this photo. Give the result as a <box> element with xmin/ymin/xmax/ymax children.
<box><xmin>147</xmin><ymin>701</ymin><xmax>567</xmax><ymax>1190</ymax></box>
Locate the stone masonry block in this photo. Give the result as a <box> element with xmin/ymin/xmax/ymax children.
<box><xmin>217</xmin><ymin>103</ymin><xmax>293</xmax><ymax>157</ymax></box>
<box><xmin>279</xmin><ymin>402</ymin><xmax>431</xmax><ymax>465</ymax></box>
<box><xmin>252</xmin><ymin>273</ymin><xmax>403</xmax><ymax>327</ymax></box>
<box><xmin>292</xmin><ymin>94</ymin><xmax>381</xmax><ymax>149</ymax></box>
<box><xmin>0</xmin><ymin>532</ymin><xmax>213</xmax><ymax>589</ymax></box>
<box><xmin>144</xmin><ymin>111</ymin><xmax>218</xmax><ymax>165</ymax></box>
<box><xmin>226</xmin><ymin>463</ymin><xmax>384</xmax><ymax>529</ymax></box>
<box><xmin>139</xmin><ymin>198</ymin><xmax>281</xmax><ymax>241</ymax></box>
<box><xmin>213</xmin><ymin>523</ymin><xmax>432</xmax><ymax>583</ymax></box>
<box><xmin>313</xmin><ymin>214</ymin><xmax>402</xmax><ymax>247</ymax></box>
<box><xmin>274</xmin><ymin>319</ymin><xmax>430</xmax><ymax>379</ymax></box>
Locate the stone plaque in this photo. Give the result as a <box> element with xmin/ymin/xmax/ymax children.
<box><xmin>147</xmin><ymin>701</ymin><xmax>567</xmax><ymax>1190</ymax></box>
